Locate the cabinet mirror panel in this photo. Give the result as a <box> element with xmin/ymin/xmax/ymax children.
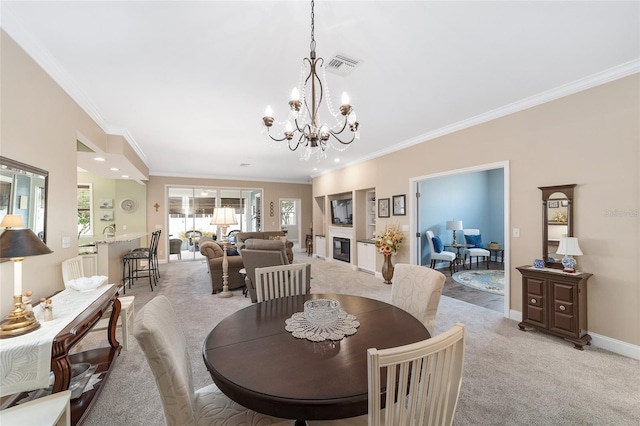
<box><xmin>0</xmin><ymin>156</ymin><xmax>48</xmax><ymax>245</ymax></box>
<box><xmin>539</xmin><ymin>184</ymin><xmax>575</xmax><ymax>269</ymax></box>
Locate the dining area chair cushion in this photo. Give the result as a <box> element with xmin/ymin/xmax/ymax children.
<box><xmin>134</xmin><ymin>295</ymin><xmax>287</xmax><ymax>426</ymax></box>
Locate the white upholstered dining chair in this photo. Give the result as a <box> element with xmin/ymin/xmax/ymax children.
<box><xmin>61</xmin><ymin>256</ymin><xmax>135</xmax><ymax>350</ymax></box>
<box><xmin>462</xmin><ymin>229</ymin><xmax>490</xmax><ymax>269</ymax></box>
<box><xmin>390</xmin><ymin>263</ymin><xmax>445</xmax><ymax>335</ymax></box>
<box><xmin>255</xmin><ymin>263</ymin><xmax>311</xmax><ymax>302</ymax></box>
<box><xmin>426</xmin><ymin>230</ymin><xmax>456</xmax><ymax>275</ymax></box>
<box><xmin>308</xmin><ymin>323</ymin><xmax>467</xmax><ymax>426</ymax></box>
<box><xmin>133</xmin><ymin>295</ymin><xmax>289</xmax><ymax>426</ymax></box>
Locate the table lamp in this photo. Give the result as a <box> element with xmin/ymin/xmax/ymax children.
<box><xmin>446</xmin><ymin>220</ymin><xmax>464</xmax><ymax>245</ymax></box>
<box><xmin>0</xmin><ymin>215</ymin><xmax>53</xmax><ymax>337</ymax></box>
<box><xmin>210</xmin><ymin>207</ymin><xmax>238</xmax><ymax>243</ymax></box>
<box><xmin>556</xmin><ymin>237</ymin><xmax>583</xmax><ymax>273</ymax></box>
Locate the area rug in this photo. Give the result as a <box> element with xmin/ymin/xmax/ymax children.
<box><xmin>452</xmin><ymin>270</ymin><xmax>504</xmax><ymax>295</ymax></box>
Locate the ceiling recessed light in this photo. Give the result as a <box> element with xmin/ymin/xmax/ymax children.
<box><xmin>121</xmin><ymin>175</ymin><xmax>129</xmax><ymax>178</ymax></box>
<box><xmin>110</xmin><ymin>167</ymin><xmax>119</xmax><ymax>171</ymax></box>
<box><xmin>334</xmin><ymin>158</ymin><xmax>340</xmax><ymax>163</ymax></box>
<box><xmin>94</xmin><ymin>157</ymin><xmax>105</xmax><ymax>162</ymax></box>
<box><xmin>312</xmin><ymin>168</ymin><xmax>318</xmax><ymax>171</ymax></box>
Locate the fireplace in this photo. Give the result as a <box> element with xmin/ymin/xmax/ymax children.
<box><xmin>333</xmin><ymin>237</ymin><xmax>351</xmax><ymax>263</ymax></box>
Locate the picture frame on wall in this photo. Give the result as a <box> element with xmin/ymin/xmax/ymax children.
<box><xmin>392</xmin><ymin>194</ymin><xmax>406</xmax><ymax>216</ymax></box>
<box><xmin>100</xmin><ymin>198</ymin><xmax>113</xmax><ymax>209</ymax></box>
<box><xmin>100</xmin><ymin>210</ymin><xmax>114</xmax><ymax>221</ymax></box>
<box><xmin>378</xmin><ymin>198</ymin><xmax>390</xmax><ymax>218</ymax></box>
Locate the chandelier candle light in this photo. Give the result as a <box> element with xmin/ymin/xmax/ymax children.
<box><xmin>262</xmin><ymin>0</ymin><xmax>360</xmax><ymax>160</ymax></box>
<box><xmin>0</xmin><ymin>215</ymin><xmax>53</xmax><ymax>337</ymax></box>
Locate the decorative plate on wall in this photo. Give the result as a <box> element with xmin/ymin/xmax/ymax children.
<box><xmin>120</xmin><ymin>198</ymin><xmax>137</xmax><ymax>213</ymax></box>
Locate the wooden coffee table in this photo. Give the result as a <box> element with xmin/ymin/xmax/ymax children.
<box><xmin>202</xmin><ymin>293</ymin><xmax>430</xmax><ymax>423</ymax></box>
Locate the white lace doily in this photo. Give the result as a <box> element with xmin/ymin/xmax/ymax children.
<box><xmin>285</xmin><ymin>310</ymin><xmax>360</xmax><ymax>342</ymax></box>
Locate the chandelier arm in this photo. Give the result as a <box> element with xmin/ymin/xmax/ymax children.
<box><xmin>288</xmin><ymin>133</ymin><xmax>307</xmax><ymax>151</ymax></box>
<box><xmin>327</xmin><ymin>128</ymin><xmax>357</xmax><ymax>145</ymax></box>
<box><xmin>266</xmin><ymin>129</ymin><xmax>294</xmax><ymax>143</ymax></box>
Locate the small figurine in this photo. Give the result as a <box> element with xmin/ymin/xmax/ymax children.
<box><xmin>42</xmin><ymin>298</ymin><xmax>53</xmax><ymax>321</ymax></box>
<box><xmin>22</xmin><ymin>290</ymin><xmax>34</xmax><ymax>312</ymax></box>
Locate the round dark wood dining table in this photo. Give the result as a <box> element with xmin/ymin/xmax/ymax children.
<box><xmin>202</xmin><ymin>293</ymin><xmax>431</xmax><ymax>423</ymax></box>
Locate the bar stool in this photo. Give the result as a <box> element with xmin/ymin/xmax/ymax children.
<box><xmin>122</xmin><ymin>230</ymin><xmax>160</xmax><ymax>293</ymax></box>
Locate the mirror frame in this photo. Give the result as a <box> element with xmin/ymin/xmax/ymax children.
<box><xmin>0</xmin><ymin>156</ymin><xmax>49</xmax><ymax>244</ymax></box>
<box><xmin>539</xmin><ymin>184</ymin><xmax>575</xmax><ymax>269</ymax></box>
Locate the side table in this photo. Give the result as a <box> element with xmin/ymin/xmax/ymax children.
<box><xmin>488</xmin><ymin>248</ymin><xmax>504</xmax><ymax>263</ymax></box>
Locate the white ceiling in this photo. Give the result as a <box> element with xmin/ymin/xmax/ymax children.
<box><xmin>2</xmin><ymin>1</ymin><xmax>639</xmax><ymax>184</ymax></box>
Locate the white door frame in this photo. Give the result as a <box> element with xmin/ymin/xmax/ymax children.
<box><xmin>409</xmin><ymin>160</ymin><xmax>510</xmax><ymax>318</ymax></box>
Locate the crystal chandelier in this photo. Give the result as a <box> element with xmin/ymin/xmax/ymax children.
<box><xmin>262</xmin><ymin>0</ymin><xmax>359</xmax><ymax>160</ymax></box>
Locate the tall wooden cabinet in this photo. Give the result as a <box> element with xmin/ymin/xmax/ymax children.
<box><xmin>516</xmin><ymin>266</ymin><xmax>592</xmax><ymax>350</ymax></box>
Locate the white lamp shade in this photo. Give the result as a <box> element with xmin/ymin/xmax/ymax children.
<box><xmin>446</xmin><ymin>220</ymin><xmax>463</xmax><ymax>231</ymax></box>
<box><xmin>210</xmin><ymin>207</ymin><xmax>238</xmax><ymax>227</ymax></box>
<box><xmin>1</xmin><ymin>214</ymin><xmax>25</xmax><ymax>228</ymax></box>
<box><xmin>556</xmin><ymin>237</ymin><xmax>583</xmax><ymax>256</ymax></box>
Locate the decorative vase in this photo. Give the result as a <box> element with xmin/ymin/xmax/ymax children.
<box><xmin>381</xmin><ymin>253</ymin><xmax>394</xmax><ymax>284</ymax></box>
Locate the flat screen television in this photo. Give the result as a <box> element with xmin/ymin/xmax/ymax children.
<box><xmin>331</xmin><ymin>199</ymin><xmax>353</xmax><ymax>226</ymax></box>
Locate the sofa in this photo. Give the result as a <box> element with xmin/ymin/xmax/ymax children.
<box><xmin>236</xmin><ymin>231</ymin><xmax>294</xmax><ymax>263</ymax></box>
<box><xmin>199</xmin><ymin>240</ymin><xmax>245</xmax><ymax>294</ymax></box>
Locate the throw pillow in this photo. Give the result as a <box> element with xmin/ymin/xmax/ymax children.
<box><xmin>432</xmin><ymin>236</ymin><xmax>444</xmax><ymax>253</ymax></box>
<box><xmin>464</xmin><ymin>234</ymin><xmax>483</xmax><ymax>248</ymax></box>
<box><xmin>226</xmin><ymin>248</ymin><xmax>240</xmax><ymax>256</ymax></box>
<box><xmin>269</xmin><ymin>235</ymin><xmax>281</xmax><ymax>240</ymax></box>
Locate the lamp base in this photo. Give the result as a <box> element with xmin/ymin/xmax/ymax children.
<box><xmin>562</xmin><ymin>255</ymin><xmax>577</xmax><ymax>273</ymax></box>
<box><xmin>0</xmin><ymin>297</ymin><xmax>40</xmax><ymax>338</ymax></box>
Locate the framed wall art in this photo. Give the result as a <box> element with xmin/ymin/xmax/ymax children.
<box><xmin>392</xmin><ymin>194</ymin><xmax>406</xmax><ymax>216</ymax></box>
<box><xmin>378</xmin><ymin>198</ymin><xmax>390</xmax><ymax>218</ymax></box>
<box><xmin>100</xmin><ymin>198</ymin><xmax>113</xmax><ymax>209</ymax></box>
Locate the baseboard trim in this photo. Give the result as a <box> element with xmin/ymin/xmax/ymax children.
<box><xmin>509</xmin><ymin>310</ymin><xmax>639</xmax><ymax>360</ymax></box>
<box><xmin>590</xmin><ymin>332</ymin><xmax>640</xmax><ymax>360</ymax></box>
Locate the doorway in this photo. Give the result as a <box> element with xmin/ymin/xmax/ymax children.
<box><xmin>280</xmin><ymin>198</ymin><xmax>301</xmax><ymax>250</ymax></box>
<box><xmin>166</xmin><ymin>186</ymin><xmax>263</xmax><ymax>262</ymax></box>
<box><xmin>410</xmin><ymin>161</ymin><xmax>510</xmax><ymax>317</ymax></box>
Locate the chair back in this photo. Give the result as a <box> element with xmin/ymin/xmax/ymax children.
<box><xmin>61</xmin><ymin>256</ymin><xmax>85</xmax><ymax>284</ymax></box>
<box><xmin>391</xmin><ymin>264</ymin><xmax>445</xmax><ymax>334</ymax></box>
<box><xmin>368</xmin><ymin>323</ymin><xmax>466</xmax><ymax>426</ymax></box>
<box><xmin>133</xmin><ymin>296</ymin><xmax>197</xmax><ymax>426</ymax></box>
<box><xmin>255</xmin><ymin>263</ymin><xmax>310</xmax><ymax>302</ymax></box>
<box><xmin>169</xmin><ymin>238</ymin><xmax>183</xmax><ymax>254</ymax></box>
<box><xmin>149</xmin><ymin>230</ymin><xmax>161</xmax><ymax>254</ymax></box>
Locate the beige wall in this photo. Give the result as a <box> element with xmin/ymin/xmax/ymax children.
<box><xmin>314</xmin><ymin>75</ymin><xmax>640</xmax><ymax>346</ymax></box>
<box><xmin>146</xmin><ymin>176</ymin><xmax>312</xmax><ymax>261</ymax></box>
<box><xmin>1</xmin><ymin>30</ymin><xmax>110</xmax><ymax>307</ymax></box>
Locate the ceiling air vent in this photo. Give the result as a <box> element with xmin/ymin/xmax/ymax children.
<box><xmin>325</xmin><ymin>53</ymin><xmax>361</xmax><ymax>77</ymax></box>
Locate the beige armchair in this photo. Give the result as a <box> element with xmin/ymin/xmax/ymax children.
<box><xmin>240</xmin><ymin>239</ymin><xmax>290</xmax><ymax>303</ymax></box>
<box><xmin>199</xmin><ymin>240</ymin><xmax>245</xmax><ymax>294</ymax></box>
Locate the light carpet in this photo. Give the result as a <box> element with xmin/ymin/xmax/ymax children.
<box><xmin>78</xmin><ymin>253</ymin><xmax>639</xmax><ymax>426</ymax></box>
<box><xmin>452</xmin><ymin>270</ymin><xmax>505</xmax><ymax>295</ymax></box>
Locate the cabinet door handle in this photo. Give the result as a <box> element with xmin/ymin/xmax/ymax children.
<box><xmin>531</xmin><ymin>298</ymin><xmax>537</xmax><ymax>304</ymax></box>
<box><xmin>559</xmin><ymin>305</ymin><xmax>566</xmax><ymax>311</ymax></box>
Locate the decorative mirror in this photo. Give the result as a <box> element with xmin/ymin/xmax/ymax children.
<box><xmin>0</xmin><ymin>156</ymin><xmax>49</xmax><ymax>245</ymax></box>
<box><xmin>539</xmin><ymin>184</ymin><xmax>575</xmax><ymax>269</ymax></box>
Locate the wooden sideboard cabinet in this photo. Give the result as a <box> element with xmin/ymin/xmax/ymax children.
<box><xmin>516</xmin><ymin>266</ymin><xmax>592</xmax><ymax>350</ymax></box>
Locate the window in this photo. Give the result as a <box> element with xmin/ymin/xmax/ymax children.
<box><xmin>78</xmin><ymin>184</ymin><xmax>93</xmax><ymax>237</ymax></box>
<box><xmin>281</xmin><ymin>200</ymin><xmax>296</xmax><ymax>225</ymax></box>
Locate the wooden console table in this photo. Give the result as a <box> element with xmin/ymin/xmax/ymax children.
<box><xmin>4</xmin><ymin>286</ymin><xmax>122</xmax><ymax>425</ymax></box>
<box><xmin>516</xmin><ymin>266</ymin><xmax>592</xmax><ymax>350</ymax></box>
